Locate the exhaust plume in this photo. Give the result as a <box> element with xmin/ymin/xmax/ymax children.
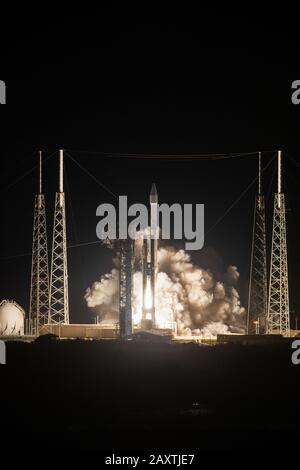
<box><xmin>85</xmin><ymin>246</ymin><xmax>246</xmax><ymax>337</ymax></box>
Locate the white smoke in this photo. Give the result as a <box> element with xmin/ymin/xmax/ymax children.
<box><xmin>85</xmin><ymin>269</ymin><xmax>119</xmax><ymax>323</ymax></box>
<box><xmin>85</xmin><ymin>246</ymin><xmax>246</xmax><ymax>337</ymax></box>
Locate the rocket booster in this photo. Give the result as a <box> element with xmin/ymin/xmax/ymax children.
<box><xmin>150</xmin><ymin>183</ymin><xmax>158</xmax><ymax>326</ymax></box>
<box><xmin>142</xmin><ymin>183</ymin><xmax>159</xmax><ymax>329</ymax></box>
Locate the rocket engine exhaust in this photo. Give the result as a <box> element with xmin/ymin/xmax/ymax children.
<box><xmin>85</xmin><ymin>183</ymin><xmax>246</xmax><ymax>337</ymax></box>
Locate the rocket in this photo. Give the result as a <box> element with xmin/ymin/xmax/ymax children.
<box><xmin>141</xmin><ymin>183</ymin><xmax>159</xmax><ymax>329</ymax></box>
<box><xmin>150</xmin><ymin>183</ymin><xmax>159</xmax><ymax>326</ymax></box>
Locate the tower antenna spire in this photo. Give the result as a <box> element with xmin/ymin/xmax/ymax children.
<box><xmin>59</xmin><ymin>149</ymin><xmax>64</xmax><ymax>193</ymax></box>
<box><xmin>258</xmin><ymin>152</ymin><xmax>262</xmax><ymax>197</ymax></box>
<box><xmin>278</xmin><ymin>150</ymin><xmax>282</xmax><ymax>194</ymax></box>
<box><xmin>278</xmin><ymin>150</ymin><xmax>282</xmax><ymax>210</ymax></box>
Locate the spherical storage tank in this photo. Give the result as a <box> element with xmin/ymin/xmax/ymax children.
<box><xmin>0</xmin><ymin>300</ymin><xmax>25</xmax><ymax>336</ymax></box>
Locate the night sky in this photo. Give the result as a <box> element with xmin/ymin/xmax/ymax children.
<box><xmin>1</xmin><ymin>10</ymin><xmax>299</xmax><ymax>324</ymax></box>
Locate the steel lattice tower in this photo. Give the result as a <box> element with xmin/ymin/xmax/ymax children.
<box><xmin>247</xmin><ymin>153</ymin><xmax>268</xmax><ymax>335</ymax></box>
<box><xmin>101</xmin><ymin>237</ymin><xmax>133</xmax><ymax>339</ymax></box>
<box><xmin>267</xmin><ymin>151</ymin><xmax>290</xmax><ymax>336</ymax></box>
<box><xmin>49</xmin><ymin>150</ymin><xmax>69</xmax><ymax>324</ymax></box>
<box><xmin>119</xmin><ymin>239</ymin><xmax>133</xmax><ymax>339</ymax></box>
<box><xmin>29</xmin><ymin>151</ymin><xmax>50</xmax><ymax>335</ymax></box>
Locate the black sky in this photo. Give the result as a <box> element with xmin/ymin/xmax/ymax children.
<box><xmin>1</xmin><ymin>9</ymin><xmax>300</xmax><ymax>324</ymax></box>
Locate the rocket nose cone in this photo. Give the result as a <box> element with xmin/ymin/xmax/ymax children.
<box><xmin>150</xmin><ymin>183</ymin><xmax>158</xmax><ymax>203</ymax></box>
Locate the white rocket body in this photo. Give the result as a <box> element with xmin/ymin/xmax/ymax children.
<box><xmin>141</xmin><ymin>184</ymin><xmax>158</xmax><ymax>329</ymax></box>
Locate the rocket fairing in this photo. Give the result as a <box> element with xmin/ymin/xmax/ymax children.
<box><xmin>141</xmin><ymin>184</ymin><xmax>159</xmax><ymax>329</ymax></box>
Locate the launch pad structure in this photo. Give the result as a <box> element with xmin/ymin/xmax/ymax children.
<box><xmin>98</xmin><ymin>183</ymin><xmax>159</xmax><ymax>339</ymax></box>
<box><xmin>247</xmin><ymin>151</ymin><xmax>291</xmax><ymax>337</ymax></box>
<box><xmin>247</xmin><ymin>153</ymin><xmax>268</xmax><ymax>335</ymax></box>
<box><xmin>266</xmin><ymin>151</ymin><xmax>290</xmax><ymax>336</ymax></box>
<box><xmin>103</xmin><ymin>237</ymin><xmax>134</xmax><ymax>339</ymax></box>
<box><xmin>49</xmin><ymin>150</ymin><xmax>70</xmax><ymax>326</ymax></box>
<box><xmin>29</xmin><ymin>152</ymin><xmax>50</xmax><ymax>335</ymax></box>
<box><xmin>27</xmin><ymin>150</ymin><xmax>69</xmax><ymax>335</ymax></box>
<box><xmin>24</xmin><ymin>149</ymin><xmax>293</xmax><ymax>340</ymax></box>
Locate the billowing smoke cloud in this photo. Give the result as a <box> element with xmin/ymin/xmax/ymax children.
<box><xmin>85</xmin><ymin>269</ymin><xmax>119</xmax><ymax>324</ymax></box>
<box><xmin>85</xmin><ymin>246</ymin><xmax>246</xmax><ymax>337</ymax></box>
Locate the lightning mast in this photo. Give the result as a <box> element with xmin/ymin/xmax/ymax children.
<box><xmin>267</xmin><ymin>151</ymin><xmax>290</xmax><ymax>336</ymax></box>
<box><xmin>29</xmin><ymin>151</ymin><xmax>50</xmax><ymax>335</ymax></box>
<box><xmin>49</xmin><ymin>150</ymin><xmax>69</xmax><ymax>324</ymax></box>
<box><xmin>247</xmin><ymin>153</ymin><xmax>267</xmax><ymax>334</ymax></box>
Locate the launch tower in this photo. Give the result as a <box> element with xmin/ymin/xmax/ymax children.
<box><xmin>29</xmin><ymin>151</ymin><xmax>50</xmax><ymax>334</ymax></box>
<box><xmin>267</xmin><ymin>151</ymin><xmax>290</xmax><ymax>336</ymax></box>
<box><xmin>247</xmin><ymin>153</ymin><xmax>268</xmax><ymax>334</ymax></box>
<box><xmin>49</xmin><ymin>150</ymin><xmax>70</xmax><ymax>324</ymax></box>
